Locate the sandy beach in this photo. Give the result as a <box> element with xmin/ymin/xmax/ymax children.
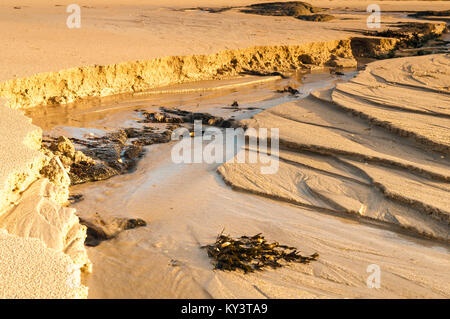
<box><xmin>0</xmin><ymin>0</ymin><xmax>449</xmax><ymax>299</ymax></box>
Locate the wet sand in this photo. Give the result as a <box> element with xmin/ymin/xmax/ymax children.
<box><xmin>220</xmin><ymin>55</ymin><xmax>450</xmax><ymax>241</ymax></box>
<box><xmin>31</xmin><ymin>71</ymin><xmax>449</xmax><ymax>298</ymax></box>
<box><xmin>73</xmin><ymin>141</ymin><xmax>449</xmax><ymax>298</ymax></box>
<box><xmin>1</xmin><ymin>0</ymin><xmax>449</xmax><ymax>299</ymax></box>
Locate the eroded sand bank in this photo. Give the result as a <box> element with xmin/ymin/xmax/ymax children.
<box><xmin>1</xmin><ymin>1</ymin><xmax>447</xmax><ymax>109</ymax></box>
<box><xmin>0</xmin><ymin>99</ymin><xmax>91</xmax><ymax>298</ymax></box>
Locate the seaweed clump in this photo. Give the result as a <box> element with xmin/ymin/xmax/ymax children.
<box><xmin>202</xmin><ymin>232</ymin><xmax>319</xmax><ymax>273</ymax></box>
<box><xmin>241</xmin><ymin>2</ymin><xmax>334</xmax><ymax>22</ymax></box>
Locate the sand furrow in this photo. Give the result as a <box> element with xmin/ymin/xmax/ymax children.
<box><xmin>219</xmin><ymin>54</ymin><xmax>450</xmax><ymax>242</ymax></box>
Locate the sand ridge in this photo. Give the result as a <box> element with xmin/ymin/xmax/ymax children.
<box><xmin>0</xmin><ymin>0</ymin><xmax>449</xmax><ymax>299</ymax></box>
<box><xmin>219</xmin><ymin>54</ymin><xmax>450</xmax><ymax>241</ymax></box>
<box><xmin>332</xmin><ymin>54</ymin><xmax>450</xmax><ymax>153</ymax></box>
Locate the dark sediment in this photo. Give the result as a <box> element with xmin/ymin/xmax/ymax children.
<box><xmin>241</xmin><ymin>2</ymin><xmax>334</xmax><ymax>22</ymax></box>
<box><xmin>240</xmin><ymin>69</ymin><xmax>288</xmax><ymax>78</ymax></box>
<box><xmin>156</xmin><ymin>107</ymin><xmax>236</xmax><ymax>128</ymax></box>
<box><xmin>41</xmin><ymin>133</ymin><xmax>143</xmax><ymax>185</ymax></box>
<box><xmin>276</xmin><ymin>86</ymin><xmax>300</xmax><ymax>95</ymax></box>
<box><xmin>41</xmin><ymin>108</ymin><xmax>237</xmax><ymax>186</ymax></box>
<box><xmin>409</xmin><ymin>10</ymin><xmax>450</xmax><ymax>18</ymax></box>
<box><xmin>241</xmin><ymin>1</ymin><xmax>321</xmax><ymax>17</ymax></box>
<box><xmin>68</xmin><ymin>194</ymin><xmax>84</xmax><ymax>204</ymax></box>
<box><xmin>365</xmin><ymin>22</ymin><xmax>446</xmax><ymax>51</ymax></box>
<box><xmin>296</xmin><ymin>14</ymin><xmax>334</xmax><ymax>22</ymax></box>
<box><xmin>349</xmin><ymin>22</ymin><xmax>447</xmax><ymax>59</ymax></box>
<box><xmin>79</xmin><ymin>213</ymin><xmax>147</xmax><ymax>247</ymax></box>
<box><xmin>187</xmin><ymin>7</ymin><xmax>233</xmax><ymax>14</ymax></box>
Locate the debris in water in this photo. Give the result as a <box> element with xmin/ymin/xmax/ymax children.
<box><xmin>40</xmin><ymin>107</ymin><xmax>238</xmax><ymax>187</ymax></box>
<box><xmin>240</xmin><ymin>69</ymin><xmax>287</xmax><ymax>78</ymax></box>
<box><xmin>276</xmin><ymin>86</ymin><xmax>300</xmax><ymax>95</ymax></box>
<box><xmin>159</xmin><ymin>107</ymin><xmax>236</xmax><ymax>128</ymax></box>
<box><xmin>79</xmin><ymin>213</ymin><xmax>147</xmax><ymax>247</ymax></box>
<box><xmin>296</xmin><ymin>14</ymin><xmax>334</xmax><ymax>22</ymax></box>
<box><xmin>330</xmin><ymin>69</ymin><xmax>345</xmax><ymax>76</ymax></box>
<box><xmin>170</xmin><ymin>259</ymin><xmax>181</xmax><ymax>267</ymax></box>
<box><xmin>68</xmin><ymin>194</ymin><xmax>84</xmax><ymax>204</ymax></box>
<box><xmin>41</xmin><ymin>125</ymin><xmax>175</xmax><ymax>185</ymax></box>
<box><xmin>202</xmin><ymin>232</ymin><xmax>319</xmax><ymax>273</ymax></box>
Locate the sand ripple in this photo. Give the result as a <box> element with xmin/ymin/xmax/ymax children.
<box><xmin>219</xmin><ymin>55</ymin><xmax>450</xmax><ymax>241</ymax></box>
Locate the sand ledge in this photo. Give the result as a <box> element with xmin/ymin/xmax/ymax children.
<box><xmin>219</xmin><ymin>54</ymin><xmax>449</xmax><ymax>242</ymax></box>
<box><xmin>0</xmin><ymin>100</ymin><xmax>91</xmax><ymax>298</ymax></box>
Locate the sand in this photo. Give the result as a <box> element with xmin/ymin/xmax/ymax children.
<box><xmin>0</xmin><ymin>100</ymin><xmax>91</xmax><ymax>297</ymax></box>
<box><xmin>0</xmin><ymin>229</ymin><xmax>87</xmax><ymax>299</ymax></box>
<box><xmin>2</xmin><ymin>0</ymin><xmax>448</xmax><ymax>82</ymax></box>
<box><xmin>0</xmin><ymin>1</ymin><xmax>447</xmax><ymax>109</ymax></box>
<box><xmin>332</xmin><ymin>54</ymin><xmax>450</xmax><ymax>152</ymax></box>
<box><xmin>0</xmin><ymin>98</ymin><xmax>91</xmax><ymax>299</ymax></box>
<box><xmin>219</xmin><ymin>55</ymin><xmax>450</xmax><ymax>241</ymax></box>
<box><xmin>0</xmin><ymin>99</ymin><xmax>44</xmax><ymax>213</ymax></box>
<box><xmin>0</xmin><ymin>179</ymin><xmax>91</xmax><ymax>271</ymax></box>
<box><xmin>72</xmin><ymin>141</ymin><xmax>449</xmax><ymax>298</ymax></box>
<box><xmin>60</xmin><ymin>68</ymin><xmax>448</xmax><ymax>299</ymax></box>
<box><xmin>0</xmin><ymin>0</ymin><xmax>448</xmax><ymax>298</ymax></box>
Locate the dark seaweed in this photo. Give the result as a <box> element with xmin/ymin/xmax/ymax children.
<box><xmin>276</xmin><ymin>86</ymin><xmax>299</xmax><ymax>95</ymax></box>
<box><xmin>202</xmin><ymin>232</ymin><xmax>319</xmax><ymax>273</ymax></box>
